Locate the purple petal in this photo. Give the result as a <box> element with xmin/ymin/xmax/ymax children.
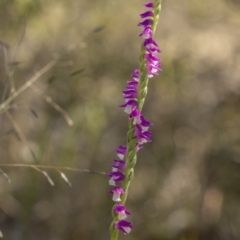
<box><xmin>140</xmin><ymin>11</ymin><xmax>153</xmax><ymax>18</ymax></box>
<box><xmin>145</xmin><ymin>51</ymin><xmax>161</xmax><ymax>64</ymax></box>
<box><xmin>116</xmin><ymin>146</ymin><xmax>127</xmax><ymax>160</ymax></box>
<box><xmin>139</xmin><ymin>27</ymin><xmax>153</xmax><ymax>39</ymax></box>
<box><xmin>122</xmin><ymin>89</ymin><xmax>138</xmax><ymax>99</ymax></box>
<box><xmin>115</xmin><ymin>220</ymin><xmax>133</xmax><ymax>235</ymax></box>
<box><xmin>138</xmin><ymin>19</ymin><xmax>153</xmax><ymax>28</ymax></box>
<box><xmin>126</xmin><ymin>81</ymin><xmax>138</xmax><ymax>91</ymax></box>
<box><xmin>135</xmin><ymin>125</ymin><xmax>152</xmax><ymax>145</ymax></box>
<box><xmin>129</xmin><ymin>107</ymin><xmax>142</xmax><ymax>125</ymax></box>
<box><xmin>111</xmin><ymin>159</ymin><xmax>126</xmax><ymax>171</ymax></box>
<box><xmin>131</xmin><ymin>69</ymin><xmax>140</xmax><ymax>81</ymax></box>
<box><xmin>114</xmin><ymin>204</ymin><xmax>131</xmax><ymax>220</ymax></box>
<box><xmin>109</xmin><ymin>187</ymin><xmax>125</xmax><ymax>202</ymax></box>
<box><xmin>119</xmin><ymin>100</ymin><xmax>138</xmax><ymax>114</ymax></box>
<box><xmin>144</xmin><ymin>2</ymin><xmax>154</xmax><ymax>8</ymax></box>
<box><xmin>144</xmin><ymin>38</ymin><xmax>161</xmax><ymax>53</ymax></box>
<box><xmin>108</xmin><ymin>171</ymin><xmax>125</xmax><ymax>186</ymax></box>
<box><xmin>140</xmin><ymin>115</ymin><xmax>153</xmax><ymax>131</ymax></box>
<box><xmin>147</xmin><ymin>65</ymin><xmax>160</xmax><ymax>78</ymax></box>
<box><xmin>137</xmin><ymin>144</ymin><xmax>144</xmax><ymax>151</ymax></box>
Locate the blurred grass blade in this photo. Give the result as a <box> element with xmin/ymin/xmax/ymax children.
<box><xmin>42</xmin><ymin>171</ymin><xmax>55</xmax><ymax>186</ymax></box>
<box><xmin>30</xmin><ymin>108</ymin><xmax>39</xmax><ymax>118</ymax></box>
<box><xmin>0</xmin><ymin>39</ymin><xmax>9</xmax><ymax>48</ymax></box>
<box><xmin>0</xmin><ymin>229</ymin><xmax>3</xmax><ymax>238</ymax></box>
<box><xmin>0</xmin><ymin>129</ymin><xmax>14</xmax><ymax>138</ymax></box>
<box><xmin>47</xmin><ymin>75</ymin><xmax>55</xmax><ymax>84</ymax></box>
<box><xmin>9</xmin><ymin>61</ymin><xmax>22</xmax><ymax>67</ymax></box>
<box><xmin>30</xmin><ymin>85</ymin><xmax>73</xmax><ymax>126</ymax></box>
<box><xmin>32</xmin><ymin>166</ymin><xmax>54</xmax><ymax>186</ymax></box>
<box><xmin>0</xmin><ymin>168</ymin><xmax>11</xmax><ymax>183</ymax></box>
<box><xmin>0</xmin><ymin>58</ymin><xmax>58</xmax><ymax>115</ymax></box>
<box><xmin>70</xmin><ymin>68</ymin><xmax>85</xmax><ymax>77</ymax></box>
<box><xmin>59</xmin><ymin>171</ymin><xmax>72</xmax><ymax>187</ymax></box>
<box><xmin>92</xmin><ymin>26</ymin><xmax>105</xmax><ymax>33</ymax></box>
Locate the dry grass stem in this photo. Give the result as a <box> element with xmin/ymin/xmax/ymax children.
<box><xmin>5</xmin><ymin>111</ymin><xmax>38</xmax><ymax>162</ymax></box>
<box><xmin>0</xmin><ymin>163</ymin><xmax>107</xmax><ymax>175</ymax></box>
<box><xmin>30</xmin><ymin>84</ymin><xmax>74</xmax><ymax>126</ymax></box>
<box><xmin>0</xmin><ymin>58</ymin><xmax>58</xmax><ymax>114</ymax></box>
<box><xmin>0</xmin><ymin>168</ymin><xmax>11</xmax><ymax>183</ymax></box>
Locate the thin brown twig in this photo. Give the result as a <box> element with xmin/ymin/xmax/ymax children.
<box><xmin>0</xmin><ymin>163</ymin><xmax>107</xmax><ymax>175</ymax></box>
<box><xmin>55</xmin><ymin>168</ymin><xmax>72</xmax><ymax>187</ymax></box>
<box><xmin>0</xmin><ymin>168</ymin><xmax>11</xmax><ymax>183</ymax></box>
<box><xmin>30</xmin><ymin>84</ymin><xmax>73</xmax><ymax>126</ymax></box>
<box><xmin>5</xmin><ymin>111</ymin><xmax>38</xmax><ymax>163</ymax></box>
<box><xmin>0</xmin><ymin>58</ymin><xmax>58</xmax><ymax>114</ymax></box>
<box><xmin>11</xmin><ymin>16</ymin><xmax>27</xmax><ymax>69</ymax></box>
<box><xmin>2</xmin><ymin>44</ymin><xmax>16</xmax><ymax>94</ymax></box>
<box><xmin>31</xmin><ymin>165</ymin><xmax>55</xmax><ymax>186</ymax></box>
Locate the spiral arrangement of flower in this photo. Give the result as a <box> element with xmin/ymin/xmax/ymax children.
<box><xmin>108</xmin><ymin>1</ymin><xmax>163</xmax><ymax>239</ymax></box>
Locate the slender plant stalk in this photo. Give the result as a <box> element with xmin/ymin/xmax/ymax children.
<box><xmin>30</xmin><ymin>84</ymin><xmax>73</xmax><ymax>126</ymax></box>
<box><xmin>0</xmin><ymin>59</ymin><xmax>58</xmax><ymax>115</ymax></box>
<box><xmin>0</xmin><ymin>163</ymin><xmax>106</xmax><ymax>175</ymax></box>
<box><xmin>109</xmin><ymin>1</ymin><xmax>163</xmax><ymax>239</ymax></box>
<box><xmin>123</xmin><ymin>0</ymin><xmax>163</xmax><ymax>203</ymax></box>
<box><xmin>5</xmin><ymin>111</ymin><xmax>39</xmax><ymax>163</ymax></box>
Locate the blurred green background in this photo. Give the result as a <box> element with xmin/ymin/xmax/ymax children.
<box><xmin>1</xmin><ymin>0</ymin><xmax>240</xmax><ymax>239</ymax></box>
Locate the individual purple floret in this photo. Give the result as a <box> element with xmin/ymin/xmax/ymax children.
<box><xmin>109</xmin><ymin>187</ymin><xmax>125</xmax><ymax>202</ymax></box>
<box><xmin>140</xmin><ymin>115</ymin><xmax>153</xmax><ymax>131</ymax></box>
<box><xmin>140</xmin><ymin>11</ymin><xmax>154</xmax><ymax>18</ymax></box>
<box><xmin>115</xmin><ymin>220</ymin><xmax>133</xmax><ymax>235</ymax></box>
<box><xmin>122</xmin><ymin>89</ymin><xmax>138</xmax><ymax>100</ymax></box>
<box><xmin>114</xmin><ymin>204</ymin><xmax>131</xmax><ymax>220</ymax></box>
<box><xmin>139</xmin><ymin>27</ymin><xmax>153</xmax><ymax>39</ymax></box>
<box><xmin>129</xmin><ymin>107</ymin><xmax>142</xmax><ymax>125</ymax></box>
<box><xmin>135</xmin><ymin>125</ymin><xmax>152</xmax><ymax>145</ymax></box>
<box><xmin>144</xmin><ymin>2</ymin><xmax>154</xmax><ymax>8</ymax></box>
<box><xmin>108</xmin><ymin>172</ymin><xmax>125</xmax><ymax>186</ymax></box>
<box><xmin>138</xmin><ymin>19</ymin><xmax>153</xmax><ymax>28</ymax></box>
<box><xmin>145</xmin><ymin>51</ymin><xmax>161</xmax><ymax>64</ymax></box>
<box><xmin>119</xmin><ymin>99</ymin><xmax>138</xmax><ymax>114</ymax></box>
<box><xmin>144</xmin><ymin>38</ymin><xmax>161</xmax><ymax>53</ymax></box>
<box><xmin>131</xmin><ymin>69</ymin><xmax>140</xmax><ymax>81</ymax></box>
<box><xmin>115</xmin><ymin>145</ymin><xmax>127</xmax><ymax>160</ymax></box>
<box><xmin>126</xmin><ymin>81</ymin><xmax>138</xmax><ymax>90</ymax></box>
<box><xmin>129</xmin><ymin>108</ymin><xmax>153</xmax><ymax>131</ymax></box>
<box><xmin>111</xmin><ymin>159</ymin><xmax>126</xmax><ymax>172</ymax></box>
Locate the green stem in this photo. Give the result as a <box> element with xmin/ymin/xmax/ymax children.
<box><xmin>111</xmin><ymin>229</ymin><xmax>119</xmax><ymax>240</ymax></box>
<box><xmin>153</xmin><ymin>0</ymin><xmax>163</xmax><ymax>34</ymax></box>
<box><xmin>110</xmin><ymin>1</ymin><xmax>163</xmax><ymax>239</ymax></box>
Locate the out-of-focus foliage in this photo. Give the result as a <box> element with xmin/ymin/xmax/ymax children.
<box><xmin>1</xmin><ymin>0</ymin><xmax>240</xmax><ymax>239</ymax></box>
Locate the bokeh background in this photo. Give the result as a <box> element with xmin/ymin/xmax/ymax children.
<box><xmin>1</xmin><ymin>0</ymin><xmax>240</xmax><ymax>239</ymax></box>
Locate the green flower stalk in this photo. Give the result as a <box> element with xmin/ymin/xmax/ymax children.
<box><xmin>109</xmin><ymin>1</ymin><xmax>163</xmax><ymax>239</ymax></box>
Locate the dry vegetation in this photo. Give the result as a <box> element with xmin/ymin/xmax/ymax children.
<box><xmin>0</xmin><ymin>0</ymin><xmax>240</xmax><ymax>239</ymax></box>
